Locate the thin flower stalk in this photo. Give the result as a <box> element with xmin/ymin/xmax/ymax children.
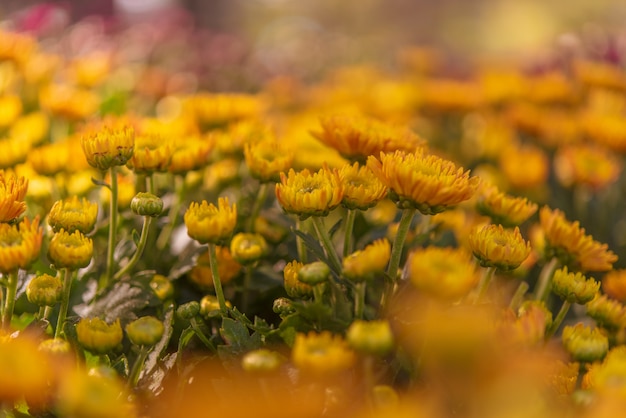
<box><xmin>1</xmin><ymin>270</ymin><xmax>18</xmax><ymax>329</ymax></box>
<box><xmin>343</xmin><ymin>209</ymin><xmax>357</xmax><ymax>257</ymax></box>
<box><xmin>311</xmin><ymin>216</ymin><xmax>342</xmax><ymax>274</ymax></box>
<box><xmin>55</xmin><ymin>268</ymin><xmax>73</xmax><ymax>338</ymax></box>
<box><xmin>103</xmin><ymin>167</ymin><xmax>118</xmax><ymax>289</ymax></box>
<box><xmin>475</xmin><ymin>266</ymin><xmax>497</xmax><ymax>303</ymax></box>
<box><xmin>247</xmin><ymin>182</ymin><xmax>269</xmax><ymax>232</ymax></box>
<box><xmin>113</xmin><ymin>216</ymin><xmax>153</xmax><ymax>281</ymax></box>
<box><xmin>535</xmin><ymin>257</ymin><xmax>560</xmax><ymax>302</ymax></box>
<box><xmin>208</xmin><ymin>243</ymin><xmax>228</xmax><ymax>314</ymax></box>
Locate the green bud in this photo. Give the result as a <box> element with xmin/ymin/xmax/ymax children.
<box><xmin>552</xmin><ymin>267</ymin><xmax>600</xmax><ymax>305</ymax></box>
<box><xmin>562</xmin><ymin>323</ymin><xmax>608</xmax><ymax>363</ymax></box>
<box><xmin>150</xmin><ymin>274</ymin><xmax>174</xmax><ymax>301</ymax></box>
<box><xmin>273</xmin><ymin>297</ymin><xmax>295</xmax><ymax>316</ymax></box>
<box><xmin>130</xmin><ymin>192</ymin><xmax>163</xmax><ymax>217</ymax></box>
<box><xmin>346</xmin><ymin>320</ymin><xmax>394</xmax><ymax>356</ymax></box>
<box><xmin>125</xmin><ymin>316</ymin><xmax>164</xmax><ymax>347</ymax></box>
<box><xmin>177</xmin><ymin>301</ymin><xmax>200</xmax><ymax>320</ymax></box>
<box><xmin>297</xmin><ymin>261</ymin><xmax>330</xmax><ymax>285</ymax></box>
<box><xmin>26</xmin><ymin>274</ymin><xmax>63</xmax><ymax>307</ymax></box>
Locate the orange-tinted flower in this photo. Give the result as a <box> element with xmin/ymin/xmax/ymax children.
<box><xmin>48</xmin><ymin>196</ymin><xmax>98</xmax><ymax>234</ymax></box>
<box><xmin>339</xmin><ymin>162</ymin><xmax>387</xmax><ymax>210</ymax></box>
<box><xmin>126</xmin><ymin>132</ymin><xmax>173</xmax><ymax>174</ymax></box>
<box><xmin>582</xmin><ymin>113</ymin><xmax>626</xmax><ymax>154</ymax></box>
<box><xmin>67</xmin><ymin>51</ymin><xmax>112</xmax><ymax>88</ymax></box>
<box><xmin>275</xmin><ymin>166</ymin><xmax>344</xmax><ymax>220</ymax></box>
<box><xmin>407</xmin><ymin>246</ymin><xmax>480</xmax><ymax>300</ymax></box>
<box><xmin>552</xmin><ymin>267</ymin><xmax>600</xmax><ymax>304</ymax></box>
<box><xmin>574</xmin><ymin>59</ymin><xmax>626</xmax><ymax>91</ymax></box>
<box><xmin>0</xmin><ymin>95</ymin><xmax>23</xmax><ymax>128</ymax></box>
<box><xmin>554</xmin><ymin>143</ymin><xmax>621</xmax><ymax>191</ymax></box>
<box><xmin>476</xmin><ymin>183</ymin><xmax>538</xmax><ymax>227</ymax></box>
<box><xmin>168</xmin><ymin>136</ymin><xmax>213</xmax><ymax>174</ymax></box>
<box><xmin>188</xmin><ymin>93</ymin><xmax>264</xmax><ymax>128</ymax></box>
<box><xmin>0</xmin><ymin>137</ymin><xmax>30</xmax><ymax>169</ymax></box>
<box><xmin>367</xmin><ymin>150</ymin><xmax>478</xmax><ymax>214</ymax></box>
<box><xmin>0</xmin><ymin>217</ymin><xmax>43</xmax><ymax>273</ymax></box>
<box><xmin>311</xmin><ymin>114</ymin><xmax>425</xmax><ymax>162</ymax></box>
<box><xmin>47</xmin><ymin>229</ymin><xmax>94</xmax><ymax>270</ymax></box>
<box><xmin>283</xmin><ymin>260</ymin><xmax>313</xmax><ymax>298</ymax></box>
<box><xmin>0</xmin><ymin>29</ymin><xmax>36</xmax><ymax>65</ymax></box>
<box><xmin>468</xmin><ymin>224</ymin><xmax>531</xmax><ymax>271</ymax></box>
<box><xmin>39</xmin><ymin>83</ymin><xmax>99</xmax><ymax>121</ymax></box>
<box><xmin>81</xmin><ymin>118</ymin><xmax>135</xmax><ymax>171</ymax></box>
<box><xmin>421</xmin><ymin>79</ymin><xmax>484</xmax><ymax>112</ymax></box>
<box><xmin>292</xmin><ymin>331</ymin><xmax>355</xmax><ymax>377</ymax></box>
<box><xmin>342</xmin><ymin>239</ymin><xmax>391</xmax><ymax>282</ymax></box>
<box><xmin>0</xmin><ymin>170</ymin><xmax>28</xmax><ymax>223</ymax></box>
<box><xmin>28</xmin><ymin>141</ymin><xmax>70</xmax><ymax>176</ymax></box>
<box><xmin>244</xmin><ymin>137</ymin><xmax>294</xmax><ymax>183</ymax></box>
<box><xmin>75</xmin><ymin>318</ymin><xmax>123</xmax><ymax>354</ymax></box>
<box><xmin>603</xmin><ymin>269</ymin><xmax>626</xmax><ymax>303</ymax></box>
<box><xmin>184</xmin><ymin>197</ymin><xmax>237</xmax><ymax>245</ymax></box>
<box><xmin>10</xmin><ymin>111</ymin><xmax>49</xmax><ymax>146</ymax></box>
<box><xmin>540</xmin><ymin>206</ymin><xmax>617</xmax><ymax>272</ymax></box>
<box><xmin>189</xmin><ymin>246</ymin><xmax>241</xmax><ymax>289</ymax></box>
<box><xmin>499</xmin><ymin>142</ymin><xmax>549</xmax><ymax>190</ymax></box>
<box><xmin>522</xmin><ymin>71</ymin><xmax>578</xmax><ymax>105</ymax></box>
<box><xmin>214</xmin><ymin>120</ymin><xmax>270</xmax><ymax>157</ymax></box>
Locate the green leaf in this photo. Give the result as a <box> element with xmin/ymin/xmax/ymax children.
<box><xmin>293</xmin><ymin>229</ymin><xmax>329</xmax><ymax>265</ymax></box>
<box><xmin>132</xmin><ymin>229</ymin><xmax>141</xmax><ymax>247</ymax></box>
<box><xmin>218</xmin><ymin>317</ymin><xmax>262</xmax><ymax>356</ymax></box>
<box><xmin>328</xmin><ymin>217</ymin><xmax>343</xmax><ymax>238</ymax></box>
<box><xmin>176</xmin><ymin>327</ymin><xmax>196</xmax><ymax>373</ymax></box>
<box><xmin>91</xmin><ymin>177</ymin><xmax>111</xmax><ymax>190</ymax></box>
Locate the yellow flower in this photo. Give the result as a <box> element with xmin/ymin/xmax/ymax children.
<box><xmin>0</xmin><ymin>170</ymin><xmax>28</xmax><ymax>222</ymax></box>
<box><xmin>407</xmin><ymin>246</ymin><xmax>480</xmax><ymax>300</ymax></box>
<box><xmin>540</xmin><ymin>206</ymin><xmax>617</xmax><ymax>272</ymax></box>
<box><xmin>80</xmin><ymin>118</ymin><xmax>135</xmax><ymax>171</ymax></box>
<box><xmin>421</xmin><ymin>79</ymin><xmax>484</xmax><ymax>112</ymax></box>
<box><xmin>310</xmin><ymin>114</ymin><xmax>426</xmax><ymax>162</ymax></box>
<box><xmin>0</xmin><ymin>136</ymin><xmax>30</xmax><ymax>169</ymax></box>
<box><xmin>28</xmin><ymin>141</ymin><xmax>70</xmax><ymax>176</ymax></box>
<box><xmin>602</xmin><ymin>269</ymin><xmax>626</xmax><ymax>303</ymax></box>
<box><xmin>39</xmin><ymin>83</ymin><xmax>99</xmax><ymax>120</ymax></box>
<box><xmin>47</xmin><ymin>229</ymin><xmax>94</xmax><ymax>270</ymax></box>
<box><xmin>554</xmin><ymin>143</ymin><xmax>622</xmax><ymax>191</ymax></box>
<box><xmin>575</xmin><ymin>59</ymin><xmax>626</xmax><ymax>91</ymax></box>
<box><xmin>125</xmin><ymin>316</ymin><xmax>164</xmax><ymax>347</ymax></box>
<box><xmin>499</xmin><ymin>142</ymin><xmax>549</xmax><ymax>190</ymax></box>
<box><xmin>204</xmin><ymin>157</ymin><xmax>240</xmax><ymax>190</ymax></box>
<box><xmin>214</xmin><ymin>120</ymin><xmax>270</xmax><ymax>156</ymax></box>
<box><xmin>583</xmin><ymin>113</ymin><xmax>626</xmax><ymax>154</ymax></box>
<box><xmin>10</xmin><ymin>112</ymin><xmax>49</xmax><ymax>145</ymax></box>
<box><xmin>244</xmin><ymin>138</ymin><xmax>295</xmax><ymax>183</ymax></box>
<box><xmin>0</xmin><ymin>217</ymin><xmax>43</xmax><ymax>273</ymax></box>
<box><xmin>586</xmin><ymin>294</ymin><xmax>626</xmax><ymax>331</ymax></box>
<box><xmin>338</xmin><ymin>162</ymin><xmax>387</xmax><ymax>210</ymax></box>
<box><xmin>229</xmin><ymin>233</ymin><xmax>268</xmax><ymax>265</ymax></box>
<box><xmin>346</xmin><ymin>320</ymin><xmax>394</xmax><ymax>356</ymax></box>
<box><xmin>26</xmin><ymin>273</ymin><xmax>63</xmax><ymax>307</ymax></box>
<box><xmin>76</xmin><ymin>318</ymin><xmax>123</xmax><ymax>354</ymax></box>
<box><xmin>552</xmin><ymin>267</ymin><xmax>600</xmax><ymax>304</ymax></box>
<box><xmin>583</xmin><ymin>347</ymin><xmax>626</xmax><ymax>395</ymax></box>
<box><xmin>48</xmin><ymin>196</ymin><xmax>98</xmax><ymax>234</ymax></box>
<box><xmin>468</xmin><ymin>224</ymin><xmax>531</xmax><ymax>271</ymax></box>
<box><xmin>67</xmin><ymin>51</ymin><xmax>112</xmax><ymax>87</ymax></box>
<box><xmin>476</xmin><ymin>183</ymin><xmax>538</xmax><ymax>227</ymax></box>
<box><xmin>0</xmin><ymin>29</ymin><xmax>36</xmax><ymax>65</ymax></box>
<box><xmin>0</xmin><ymin>95</ymin><xmax>22</xmax><ymax>128</ymax></box>
<box><xmin>188</xmin><ymin>93</ymin><xmax>264</xmax><ymax>128</ymax></box>
<box><xmin>363</xmin><ymin>198</ymin><xmax>397</xmax><ymax>226</ymax></box>
<box><xmin>189</xmin><ymin>246</ymin><xmax>241</xmax><ymax>289</ymax></box>
<box><xmin>185</xmin><ymin>197</ymin><xmax>237</xmax><ymax>245</ymax></box>
<box><xmin>275</xmin><ymin>166</ymin><xmax>344</xmax><ymax>220</ymax></box>
<box><xmin>283</xmin><ymin>260</ymin><xmax>313</xmax><ymax>298</ymax></box>
<box><xmin>168</xmin><ymin>136</ymin><xmax>213</xmax><ymax>174</ymax></box>
<box><xmin>367</xmin><ymin>150</ymin><xmax>478</xmax><ymax>215</ymax></box>
<box><xmin>562</xmin><ymin>323</ymin><xmax>608</xmax><ymax>363</ymax></box>
<box><xmin>342</xmin><ymin>239</ymin><xmax>391</xmax><ymax>282</ymax></box>
<box><xmin>292</xmin><ymin>331</ymin><xmax>355</xmax><ymax>376</ymax></box>
<box><xmin>126</xmin><ymin>132</ymin><xmax>173</xmax><ymax>174</ymax></box>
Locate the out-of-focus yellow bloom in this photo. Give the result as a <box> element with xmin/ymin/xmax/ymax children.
<box><xmin>185</xmin><ymin>197</ymin><xmax>237</xmax><ymax>245</ymax></box>
<box><xmin>602</xmin><ymin>269</ymin><xmax>626</xmax><ymax>303</ymax></box>
<box><xmin>468</xmin><ymin>224</ymin><xmax>531</xmax><ymax>271</ymax></box>
<box><xmin>39</xmin><ymin>83</ymin><xmax>99</xmax><ymax>120</ymax></box>
<box><xmin>29</xmin><ymin>141</ymin><xmax>70</xmax><ymax>176</ymax></box>
<box><xmin>283</xmin><ymin>260</ymin><xmax>313</xmax><ymax>298</ymax></box>
<box><xmin>342</xmin><ymin>239</ymin><xmax>391</xmax><ymax>282</ymax></box>
<box><xmin>126</xmin><ymin>132</ymin><xmax>173</xmax><ymax>174</ymax></box>
<box><xmin>26</xmin><ymin>273</ymin><xmax>63</xmax><ymax>307</ymax></box>
<box><xmin>367</xmin><ymin>150</ymin><xmax>478</xmax><ymax>215</ymax></box>
<box><xmin>562</xmin><ymin>323</ymin><xmax>608</xmax><ymax>363</ymax></box>
<box><xmin>187</xmin><ymin>93</ymin><xmax>265</xmax><ymax>128</ymax></box>
<box><xmin>0</xmin><ymin>336</ymin><xmax>54</xmax><ymax>408</ymax></box>
<box><xmin>346</xmin><ymin>320</ymin><xmax>394</xmax><ymax>356</ymax></box>
<box><xmin>9</xmin><ymin>111</ymin><xmax>49</xmax><ymax>145</ymax></box>
<box><xmin>67</xmin><ymin>51</ymin><xmax>112</xmax><ymax>87</ymax></box>
<box><xmin>0</xmin><ymin>29</ymin><xmax>36</xmax><ymax>65</ymax></box>
<box><xmin>507</xmin><ymin>104</ymin><xmax>581</xmax><ymax>149</ymax></box>
<box><xmin>125</xmin><ymin>316</ymin><xmax>164</xmax><ymax>347</ymax></box>
<box><xmin>583</xmin><ymin>346</ymin><xmax>626</xmax><ymax>396</ymax></box>
<box><xmin>189</xmin><ymin>246</ymin><xmax>242</xmax><ymax>289</ymax></box>
<box><xmin>0</xmin><ymin>216</ymin><xmax>43</xmax><ymax>273</ymax></box>
<box><xmin>168</xmin><ymin>136</ymin><xmax>213</xmax><ymax>174</ymax></box>
<box><xmin>81</xmin><ymin>118</ymin><xmax>135</xmax><ymax>171</ymax></box>
<box><xmin>499</xmin><ymin>142</ymin><xmax>549</xmax><ymax>190</ymax></box>
<box><xmin>0</xmin><ymin>170</ymin><xmax>28</xmax><ymax>222</ymax></box>
<box><xmin>254</xmin><ymin>216</ymin><xmax>288</xmax><ymax>244</ymax></box>
<box><xmin>244</xmin><ymin>137</ymin><xmax>294</xmax><ymax>183</ymax></box>
<box><xmin>582</xmin><ymin>113</ymin><xmax>626</xmax><ymax>154</ymax></box>
<box><xmin>363</xmin><ymin>198</ymin><xmax>397</xmax><ymax>226</ymax></box>
<box><xmin>57</xmin><ymin>368</ymin><xmax>137</xmax><ymax>418</ymax></box>
<box><xmin>574</xmin><ymin>60</ymin><xmax>626</xmax><ymax>91</ymax></box>
<box><xmin>540</xmin><ymin>206</ymin><xmax>617</xmax><ymax>272</ymax></box>
<box><xmin>229</xmin><ymin>232</ymin><xmax>268</xmax><ymax>265</ymax></box>
<box><xmin>460</xmin><ymin>113</ymin><xmax>517</xmax><ymax>162</ymax></box>
<box><xmin>20</xmin><ymin>51</ymin><xmax>59</xmax><ymax>85</ymax></box>
<box><xmin>586</xmin><ymin>294</ymin><xmax>626</xmax><ymax>331</ymax></box>
<box><xmin>407</xmin><ymin>246</ymin><xmax>480</xmax><ymax>300</ymax></box>
<box><xmin>275</xmin><ymin>166</ymin><xmax>344</xmax><ymax>220</ymax></box>
<box><xmin>311</xmin><ymin>114</ymin><xmax>425</xmax><ymax>162</ymax></box>
<box><xmin>204</xmin><ymin>157</ymin><xmax>240</xmax><ymax>190</ymax></box>
<box><xmin>522</xmin><ymin>71</ymin><xmax>578</xmax><ymax>105</ymax></box>
<box><xmin>214</xmin><ymin>120</ymin><xmax>270</xmax><ymax>157</ymax></box>
<box><xmin>554</xmin><ymin>143</ymin><xmax>622</xmax><ymax>191</ymax></box>
<box><xmin>0</xmin><ymin>95</ymin><xmax>22</xmax><ymax>127</ymax></box>
<box><xmin>76</xmin><ymin>318</ymin><xmax>123</xmax><ymax>354</ymax></box>
<box><xmin>292</xmin><ymin>331</ymin><xmax>355</xmax><ymax>377</ymax></box>
<box><xmin>241</xmin><ymin>349</ymin><xmax>284</xmax><ymax>374</ymax></box>
<box><xmin>48</xmin><ymin>196</ymin><xmax>98</xmax><ymax>234</ymax></box>
<box><xmin>432</xmin><ymin>207</ymin><xmax>490</xmax><ymax>249</ymax></box>
<box><xmin>0</xmin><ymin>136</ymin><xmax>30</xmax><ymax>169</ymax></box>
<box><xmin>552</xmin><ymin>267</ymin><xmax>600</xmax><ymax>304</ymax></box>
<box><xmin>497</xmin><ymin>302</ymin><xmax>552</xmax><ymax>347</ymax></box>
<box><xmin>99</xmin><ymin>170</ymin><xmax>135</xmax><ymax>209</ymax></box>
<box><xmin>478</xmin><ymin>67</ymin><xmax>525</xmax><ymax>104</ymax></box>
<box><xmin>476</xmin><ymin>183</ymin><xmax>538</xmax><ymax>227</ymax></box>
<box><xmin>421</xmin><ymin>79</ymin><xmax>484</xmax><ymax>112</ymax></box>
<box><xmin>48</xmin><ymin>229</ymin><xmax>94</xmax><ymax>270</ymax></box>
<box><xmin>339</xmin><ymin>162</ymin><xmax>387</xmax><ymax>210</ymax></box>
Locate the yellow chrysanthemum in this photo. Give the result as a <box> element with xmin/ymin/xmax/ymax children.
<box><xmin>562</xmin><ymin>323</ymin><xmax>608</xmax><ymax>363</ymax></box>
<box><xmin>0</xmin><ymin>29</ymin><xmax>36</xmax><ymax>65</ymax></box>
<box><xmin>9</xmin><ymin>112</ymin><xmax>49</xmax><ymax>146</ymax></box>
<box><xmin>28</xmin><ymin>141</ymin><xmax>70</xmax><ymax>176</ymax></box>
<box><xmin>188</xmin><ymin>93</ymin><xmax>264</xmax><ymax>129</ymax></box>
<box><xmin>0</xmin><ymin>217</ymin><xmax>43</xmax><ymax>274</ymax></box>
<box><xmin>582</xmin><ymin>113</ymin><xmax>626</xmax><ymax>154</ymax></box>
<box><xmin>184</xmin><ymin>197</ymin><xmax>237</xmax><ymax>245</ymax></box>
<box><xmin>574</xmin><ymin>60</ymin><xmax>626</xmax><ymax>91</ymax></box>
<box><xmin>0</xmin><ymin>136</ymin><xmax>30</xmax><ymax>169</ymax></box>
<box><xmin>39</xmin><ymin>83</ymin><xmax>99</xmax><ymax>121</ymax></box>
<box><xmin>540</xmin><ymin>206</ymin><xmax>617</xmax><ymax>272</ymax></box>
<box><xmin>342</xmin><ymin>239</ymin><xmax>391</xmax><ymax>282</ymax></box>
<box><xmin>603</xmin><ymin>269</ymin><xmax>626</xmax><ymax>303</ymax></box>
<box><xmin>367</xmin><ymin>150</ymin><xmax>478</xmax><ymax>215</ymax></box>
<box><xmin>338</xmin><ymin>162</ymin><xmax>387</xmax><ymax>210</ymax></box>
<box><xmin>168</xmin><ymin>136</ymin><xmax>213</xmax><ymax>174</ymax></box>
<box><xmin>407</xmin><ymin>246</ymin><xmax>480</xmax><ymax>300</ymax></box>
<box><xmin>75</xmin><ymin>318</ymin><xmax>123</xmax><ymax>354</ymax></box>
<box><xmin>275</xmin><ymin>166</ymin><xmax>344</xmax><ymax>220</ymax></box>
<box><xmin>214</xmin><ymin>120</ymin><xmax>270</xmax><ymax>157</ymax></box>
<box><xmin>476</xmin><ymin>184</ymin><xmax>538</xmax><ymax>227</ymax></box>
<box><xmin>552</xmin><ymin>267</ymin><xmax>600</xmax><ymax>305</ymax></box>
<box><xmin>80</xmin><ymin>118</ymin><xmax>135</xmax><ymax>171</ymax></box>
<box><xmin>67</xmin><ymin>51</ymin><xmax>112</xmax><ymax>88</ymax></box>
<box><xmin>204</xmin><ymin>157</ymin><xmax>241</xmax><ymax>190</ymax></box>
<box><xmin>47</xmin><ymin>229</ymin><xmax>94</xmax><ymax>270</ymax></box>
<box><xmin>583</xmin><ymin>347</ymin><xmax>626</xmax><ymax>396</ymax></box>
<box><xmin>499</xmin><ymin>143</ymin><xmax>549</xmax><ymax>190</ymax></box>
<box><xmin>189</xmin><ymin>246</ymin><xmax>241</xmax><ymax>289</ymax></box>
<box><xmin>229</xmin><ymin>233</ymin><xmax>268</xmax><ymax>265</ymax></box>
<box><xmin>522</xmin><ymin>71</ymin><xmax>578</xmax><ymax>105</ymax></box>
<box><xmin>554</xmin><ymin>143</ymin><xmax>622</xmax><ymax>191</ymax></box>
<box><xmin>310</xmin><ymin>114</ymin><xmax>426</xmax><ymax>162</ymax></box>
<box><xmin>0</xmin><ymin>95</ymin><xmax>22</xmax><ymax>128</ymax></box>
<box><xmin>292</xmin><ymin>331</ymin><xmax>355</xmax><ymax>377</ymax></box>
<box><xmin>48</xmin><ymin>196</ymin><xmax>98</xmax><ymax>234</ymax></box>
<box><xmin>586</xmin><ymin>294</ymin><xmax>626</xmax><ymax>331</ymax></box>
<box><xmin>283</xmin><ymin>260</ymin><xmax>313</xmax><ymax>298</ymax></box>
<box><xmin>421</xmin><ymin>79</ymin><xmax>484</xmax><ymax>112</ymax></box>
<box><xmin>468</xmin><ymin>224</ymin><xmax>532</xmax><ymax>271</ymax></box>
<box><xmin>21</xmin><ymin>51</ymin><xmax>59</xmax><ymax>85</ymax></box>
<box><xmin>126</xmin><ymin>132</ymin><xmax>173</xmax><ymax>174</ymax></box>
<box><xmin>0</xmin><ymin>170</ymin><xmax>28</xmax><ymax>223</ymax></box>
<box><xmin>244</xmin><ymin>138</ymin><xmax>295</xmax><ymax>183</ymax></box>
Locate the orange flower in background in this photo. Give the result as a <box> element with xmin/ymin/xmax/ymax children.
<box><xmin>29</xmin><ymin>141</ymin><xmax>70</xmax><ymax>176</ymax></box>
<box><xmin>244</xmin><ymin>137</ymin><xmax>295</xmax><ymax>182</ymax></box>
<box><xmin>554</xmin><ymin>143</ymin><xmax>622</xmax><ymax>191</ymax></box>
<box><xmin>310</xmin><ymin>114</ymin><xmax>426</xmax><ymax>162</ymax></box>
<box><xmin>168</xmin><ymin>136</ymin><xmax>213</xmax><ymax>174</ymax></box>
<box><xmin>39</xmin><ymin>83</ymin><xmax>100</xmax><ymax>121</ymax></box>
<box><xmin>126</xmin><ymin>132</ymin><xmax>173</xmax><ymax>174</ymax></box>
<box><xmin>0</xmin><ymin>137</ymin><xmax>30</xmax><ymax>169</ymax></box>
<box><xmin>499</xmin><ymin>142</ymin><xmax>549</xmax><ymax>190</ymax></box>
<box><xmin>602</xmin><ymin>269</ymin><xmax>626</xmax><ymax>303</ymax></box>
<box><xmin>540</xmin><ymin>206</ymin><xmax>617</xmax><ymax>272</ymax></box>
<box><xmin>367</xmin><ymin>149</ymin><xmax>478</xmax><ymax>215</ymax></box>
<box><xmin>275</xmin><ymin>166</ymin><xmax>344</xmax><ymax>219</ymax></box>
<box><xmin>476</xmin><ymin>183</ymin><xmax>538</xmax><ymax>227</ymax></box>
<box><xmin>0</xmin><ymin>95</ymin><xmax>22</xmax><ymax>128</ymax></box>
<box><xmin>81</xmin><ymin>118</ymin><xmax>135</xmax><ymax>171</ymax></box>
<box><xmin>10</xmin><ymin>111</ymin><xmax>49</xmax><ymax>146</ymax></box>
<box><xmin>189</xmin><ymin>246</ymin><xmax>242</xmax><ymax>289</ymax></box>
<box><xmin>0</xmin><ymin>170</ymin><xmax>28</xmax><ymax>223</ymax></box>
<box><xmin>339</xmin><ymin>162</ymin><xmax>387</xmax><ymax>210</ymax></box>
<box><xmin>0</xmin><ymin>29</ymin><xmax>36</xmax><ymax>65</ymax></box>
<box><xmin>342</xmin><ymin>239</ymin><xmax>391</xmax><ymax>281</ymax></box>
<box><xmin>292</xmin><ymin>331</ymin><xmax>355</xmax><ymax>377</ymax></box>
<box><xmin>581</xmin><ymin>113</ymin><xmax>626</xmax><ymax>154</ymax></box>
<box><xmin>421</xmin><ymin>79</ymin><xmax>484</xmax><ymax>112</ymax></box>
<box><xmin>187</xmin><ymin>93</ymin><xmax>265</xmax><ymax>128</ymax></box>
<box><xmin>0</xmin><ymin>217</ymin><xmax>43</xmax><ymax>274</ymax></box>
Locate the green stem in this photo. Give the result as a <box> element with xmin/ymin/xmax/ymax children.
<box><xmin>43</xmin><ymin>305</ymin><xmax>52</xmax><ymax>321</ymax></box>
<box><xmin>311</xmin><ymin>216</ymin><xmax>342</xmax><ymax>273</ymax></box>
<box><xmin>190</xmin><ymin>318</ymin><xmax>217</xmax><ymax>352</ymax></box>
<box><xmin>55</xmin><ymin>268</ymin><xmax>73</xmax><ymax>338</ymax></box>
<box><xmin>127</xmin><ymin>345</ymin><xmax>150</xmax><ymax>389</ymax></box>
<box><xmin>343</xmin><ymin>209</ymin><xmax>357</xmax><ymax>257</ymax></box>
<box><xmin>295</xmin><ymin>218</ymin><xmax>308</xmax><ymax>264</ymax></box>
<box><xmin>113</xmin><ymin>216</ymin><xmax>153</xmax><ymax>281</ymax></box>
<box><xmin>535</xmin><ymin>257</ymin><xmax>559</xmax><ymax>302</ymax></box>
<box><xmin>354</xmin><ymin>282</ymin><xmax>366</xmax><ymax>320</ymax></box>
<box><xmin>208</xmin><ymin>243</ymin><xmax>228</xmax><ymax>314</ymax></box>
<box><xmin>247</xmin><ymin>182</ymin><xmax>268</xmax><ymax>232</ymax></box>
<box><xmin>103</xmin><ymin>167</ymin><xmax>119</xmax><ymax>290</ymax></box>
<box><xmin>508</xmin><ymin>281</ymin><xmax>529</xmax><ymax>311</ymax></box>
<box><xmin>37</xmin><ymin>306</ymin><xmax>45</xmax><ymax>320</ymax></box>
<box><xmin>146</xmin><ymin>174</ymin><xmax>155</xmax><ymax>195</ymax></box>
<box><xmin>2</xmin><ymin>270</ymin><xmax>18</xmax><ymax>329</ymax></box>
<box><xmin>475</xmin><ymin>266</ymin><xmax>497</xmax><ymax>304</ymax></box>
<box><xmin>313</xmin><ymin>283</ymin><xmax>325</xmax><ymax>305</ymax></box>
<box><xmin>157</xmin><ymin>175</ymin><xmax>185</xmax><ymax>251</ymax></box>
<box><xmin>241</xmin><ymin>267</ymin><xmax>253</xmax><ymax>313</ymax></box>
<box><xmin>545</xmin><ymin>300</ymin><xmax>572</xmax><ymax>340</ymax></box>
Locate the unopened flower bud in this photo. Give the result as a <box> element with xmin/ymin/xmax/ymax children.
<box><xmin>552</xmin><ymin>267</ymin><xmax>600</xmax><ymax>304</ymax></box>
<box><xmin>562</xmin><ymin>323</ymin><xmax>608</xmax><ymax>363</ymax></box>
<box><xmin>130</xmin><ymin>192</ymin><xmax>163</xmax><ymax>217</ymax></box>
<box><xmin>229</xmin><ymin>232</ymin><xmax>267</xmax><ymax>265</ymax></box>
<box><xmin>298</xmin><ymin>261</ymin><xmax>330</xmax><ymax>285</ymax></box>
<box><xmin>150</xmin><ymin>274</ymin><xmax>174</xmax><ymax>301</ymax></box>
<box><xmin>346</xmin><ymin>320</ymin><xmax>394</xmax><ymax>356</ymax></box>
<box><xmin>283</xmin><ymin>261</ymin><xmax>313</xmax><ymax>298</ymax></box>
<box><xmin>76</xmin><ymin>318</ymin><xmax>123</xmax><ymax>354</ymax></box>
<box><xmin>200</xmin><ymin>295</ymin><xmax>231</xmax><ymax>318</ymax></box>
<box><xmin>585</xmin><ymin>294</ymin><xmax>626</xmax><ymax>331</ymax></box>
<box><xmin>241</xmin><ymin>349</ymin><xmax>284</xmax><ymax>373</ymax></box>
<box><xmin>125</xmin><ymin>316</ymin><xmax>164</xmax><ymax>347</ymax></box>
<box><xmin>273</xmin><ymin>297</ymin><xmax>295</xmax><ymax>315</ymax></box>
<box><xmin>47</xmin><ymin>229</ymin><xmax>93</xmax><ymax>270</ymax></box>
<box><xmin>177</xmin><ymin>301</ymin><xmax>200</xmax><ymax>321</ymax></box>
<box><xmin>26</xmin><ymin>274</ymin><xmax>62</xmax><ymax>307</ymax></box>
